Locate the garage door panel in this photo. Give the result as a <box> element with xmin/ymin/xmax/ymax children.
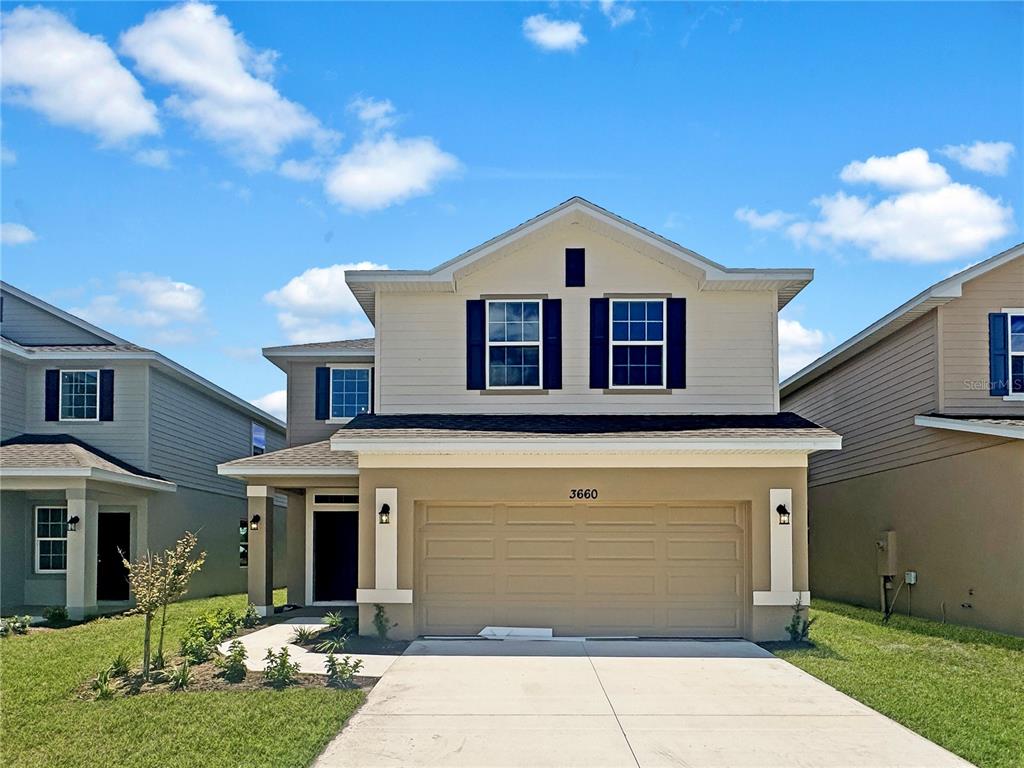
<box><xmin>418</xmin><ymin>501</ymin><xmax>748</xmax><ymax>637</ymax></box>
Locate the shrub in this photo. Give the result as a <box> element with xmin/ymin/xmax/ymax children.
<box><xmin>180</xmin><ymin>634</ymin><xmax>212</xmax><ymax>664</ymax></box>
<box><xmin>151</xmin><ymin>649</ymin><xmax>166</xmax><ymax>670</ymax></box>
<box><xmin>323</xmin><ymin>611</ymin><xmax>346</xmax><ymax>629</ymax></box>
<box><xmin>109</xmin><ymin>651</ymin><xmax>131</xmax><ymax>678</ymax></box>
<box><xmin>315</xmin><ymin>634</ymin><xmax>348</xmax><ymax>654</ymax></box>
<box><xmin>169</xmin><ymin>660</ymin><xmax>193</xmax><ymax>691</ymax></box>
<box><xmin>0</xmin><ymin>615</ymin><xmax>31</xmax><ymax>637</ymax></box>
<box><xmin>786</xmin><ymin>598</ymin><xmax>816</xmax><ymax>642</ymax></box>
<box><xmin>373</xmin><ymin>604</ymin><xmax>397</xmax><ymax>642</ymax></box>
<box><xmin>324</xmin><ymin>653</ymin><xmax>363</xmax><ymax>688</ymax></box>
<box><xmin>263</xmin><ymin>647</ymin><xmax>300</xmax><ymax>688</ymax></box>
<box><xmin>92</xmin><ymin>668</ymin><xmax>115</xmax><ymax>700</ymax></box>
<box><xmin>179</xmin><ymin>606</ymin><xmax>244</xmax><ymax>663</ymax></box>
<box><xmin>291</xmin><ymin>626</ymin><xmax>319</xmax><ymax>645</ymax></box>
<box><xmin>241</xmin><ymin>603</ymin><xmax>260</xmax><ymax>628</ymax></box>
<box><xmin>216</xmin><ymin>640</ymin><xmax>248</xmax><ymax>683</ymax></box>
<box><xmin>42</xmin><ymin>605</ymin><xmax>68</xmax><ymax>623</ymax></box>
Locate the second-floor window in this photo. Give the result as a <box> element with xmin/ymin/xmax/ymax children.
<box><xmin>60</xmin><ymin>370</ymin><xmax>99</xmax><ymax>420</ymax></box>
<box><xmin>610</xmin><ymin>299</ymin><xmax>666</xmax><ymax>388</ymax></box>
<box><xmin>1011</xmin><ymin>313</ymin><xmax>1024</xmax><ymax>394</ymax></box>
<box><xmin>487</xmin><ymin>299</ymin><xmax>541</xmax><ymax>388</ymax></box>
<box><xmin>251</xmin><ymin>423</ymin><xmax>266</xmax><ymax>456</ymax></box>
<box><xmin>331</xmin><ymin>367</ymin><xmax>371</xmax><ymax>418</ymax></box>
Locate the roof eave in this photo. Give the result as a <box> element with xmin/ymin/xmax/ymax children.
<box><xmin>0</xmin><ymin>467</ymin><xmax>177</xmax><ymax>492</ymax></box>
<box><xmin>328</xmin><ymin>436</ymin><xmax>843</xmax><ymax>454</ymax></box>
<box><xmin>914</xmin><ymin>415</ymin><xmax>1024</xmax><ymax>440</ymax></box>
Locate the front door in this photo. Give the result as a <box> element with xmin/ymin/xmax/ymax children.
<box><xmin>97</xmin><ymin>512</ymin><xmax>131</xmax><ymax>601</ymax></box>
<box><xmin>313</xmin><ymin>511</ymin><xmax>358</xmax><ymax>602</ymax></box>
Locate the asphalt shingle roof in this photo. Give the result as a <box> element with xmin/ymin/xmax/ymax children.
<box><xmin>0</xmin><ymin>434</ymin><xmax>165</xmax><ymax>479</ymax></box>
<box><xmin>220</xmin><ymin>440</ymin><xmax>359</xmax><ymax>469</ymax></box>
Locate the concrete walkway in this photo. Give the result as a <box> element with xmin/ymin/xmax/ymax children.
<box><xmin>313</xmin><ymin>638</ymin><xmax>973</xmax><ymax>768</ymax></box>
<box><xmin>217</xmin><ymin>618</ymin><xmax>400</xmax><ymax>678</ymax></box>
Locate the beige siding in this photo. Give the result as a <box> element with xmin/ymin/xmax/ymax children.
<box><xmin>286</xmin><ymin>361</ymin><xmax>340</xmax><ymax>447</ymax></box>
<box><xmin>941</xmin><ymin>257</ymin><xmax>1024</xmax><ymax>414</ymax></box>
<box><xmin>375</xmin><ymin>222</ymin><xmax>778</xmax><ymax>415</ymax></box>
<box><xmin>783</xmin><ymin>313</ymin><xmax>1007</xmax><ymax>486</ymax></box>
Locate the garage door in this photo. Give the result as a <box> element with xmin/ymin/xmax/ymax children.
<box><xmin>416</xmin><ymin>501</ymin><xmax>748</xmax><ymax>637</ymax></box>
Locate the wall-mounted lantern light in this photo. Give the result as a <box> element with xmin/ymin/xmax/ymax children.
<box><xmin>776</xmin><ymin>504</ymin><xmax>791</xmax><ymax>526</ymax></box>
<box><xmin>66</xmin><ymin>515</ymin><xmax>80</xmax><ymax>532</ymax></box>
<box><xmin>249</xmin><ymin>514</ymin><xmax>261</xmax><ymax>531</ymax></box>
<box><xmin>378</xmin><ymin>503</ymin><xmax>391</xmax><ymax>525</ymax></box>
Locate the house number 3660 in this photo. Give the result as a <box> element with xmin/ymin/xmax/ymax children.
<box><xmin>569</xmin><ymin>488</ymin><xmax>599</xmax><ymax>500</ymax></box>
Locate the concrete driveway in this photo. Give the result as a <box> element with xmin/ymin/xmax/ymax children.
<box><xmin>313</xmin><ymin>639</ymin><xmax>972</xmax><ymax>768</ymax></box>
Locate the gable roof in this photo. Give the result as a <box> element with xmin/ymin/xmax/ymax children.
<box><xmin>1</xmin><ymin>281</ymin><xmax>128</xmax><ymax>344</ymax></box>
<box><xmin>781</xmin><ymin>242</ymin><xmax>1024</xmax><ymax>398</ymax></box>
<box><xmin>345</xmin><ymin>197</ymin><xmax>814</xmax><ymax>324</ymax></box>
<box><xmin>262</xmin><ymin>338</ymin><xmax>374</xmax><ymax>372</ymax></box>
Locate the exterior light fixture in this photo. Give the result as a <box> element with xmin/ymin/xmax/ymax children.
<box><xmin>776</xmin><ymin>504</ymin><xmax>791</xmax><ymax>526</ymax></box>
<box><xmin>249</xmin><ymin>514</ymin><xmax>261</xmax><ymax>531</ymax></box>
<box><xmin>66</xmin><ymin>515</ymin><xmax>80</xmax><ymax>532</ymax></box>
<box><xmin>378</xmin><ymin>503</ymin><xmax>391</xmax><ymax>525</ymax></box>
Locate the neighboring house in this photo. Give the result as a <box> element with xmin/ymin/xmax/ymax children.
<box><xmin>0</xmin><ymin>282</ymin><xmax>287</xmax><ymax>619</ymax></box>
<box><xmin>219</xmin><ymin>197</ymin><xmax>841</xmax><ymax>638</ymax></box>
<box><xmin>781</xmin><ymin>245</ymin><xmax>1024</xmax><ymax>636</ymax></box>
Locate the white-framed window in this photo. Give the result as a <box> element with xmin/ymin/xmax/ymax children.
<box><xmin>486</xmin><ymin>299</ymin><xmax>542</xmax><ymax>388</ymax></box>
<box><xmin>60</xmin><ymin>370</ymin><xmax>99</xmax><ymax>421</ymax></box>
<box><xmin>35</xmin><ymin>506</ymin><xmax>68</xmax><ymax>573</ymax></box>
<box><xmin>330</xmin><ymin>366</ymin><xmax>372</xmax><ymax>419</ymax></box>
<box><xmin>239</xmin><ymin>518</ymin><xmax>249</xmax><ymax>568</ymax></box>
<box><xmin>610</xmin><ymin>298</ymin><xmax>666</xmax><ymax>388</ymax></box>
<box><xmin>1008</xmin><ymin>310</ymin><xmax>1024</xmax><ymax>396</ymax></box>
<box><xmin>251</xmin><ymin>422</ymin><xmax>266</xmax><ymax>456</ymax></box>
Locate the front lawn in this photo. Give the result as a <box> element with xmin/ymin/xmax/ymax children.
<box><xmin>0</xmin><ymin>592</ymin><xmax>363</xmax><ymax>768</ymax></box>
<box><xmin>769</xmin><ymin>599</ymin><xmax>1024</xmax><ymax>768</ymax></box>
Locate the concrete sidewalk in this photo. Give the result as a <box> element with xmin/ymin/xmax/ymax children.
<box><xmin>313</xmin><ymin>638</ymin><xmax>973</xmax><ymax>768</ymax></box>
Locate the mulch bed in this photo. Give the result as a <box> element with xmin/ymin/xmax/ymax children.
<box><xmin>299</xmin><ymin>633</ymin><xmax>410</xmax><ymax>656</ymax></box>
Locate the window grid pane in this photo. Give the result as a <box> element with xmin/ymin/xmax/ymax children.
<box><xmin>60</xmin><ymin>371</ymin><xmax>98</xmax><ymax>420</ymax></box>
<box><xmin>36</xmin><ymin>507</ymin><xmax>68</xmax><ymax>572</ymax></box>
<box><xmin>612</xmin><ymin>345</ymin><xmax>664</xmax><ymax>387</ymax></box>
<box><xmin>330</xmin><ymin>368</ymin><xmax>371</xmax><ymax>418</ymax></box>
<box><xmin>487</xmin><ymin>300</ymin><xmax>542</xmax><ymax>388</ymax></box>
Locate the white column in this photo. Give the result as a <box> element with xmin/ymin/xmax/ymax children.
<box><xmin>65</xmin><ymin>487</ymin><xmax>98</xmax><ymax>620</ymax></box>
<box><xmin>769</xmin><ymin>488</ymin><xmax>794</xmax><ymax>593</ymax></box>
<box><xmin>356</xmin><ymin>487</ymin><xmax>411</xmax><ymax>604</ymax></box>
<box><xmin>246</xmin><ymin>485</ymin><xmax>275</xmax><ymax>617</ymax></box>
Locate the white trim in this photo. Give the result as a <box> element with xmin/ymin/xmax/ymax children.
<box><xmin>609</xmin><ymin>298</ymin><xmax>667</xmax><ymax>390</ymax></box>
<box><xmin>34</xmin><ymin>505</ymin><xmax>69</xmax><ymax>574</ymax></box>
<box><xmin>330</xmin><ymin>436</ymin><xmax>843</xmax><ymax>454</ymax></box>
<box><xmin>753</xmin><ymin>590</ymin><xmax>810</xmax><ymax>607</ymax></box>
<box><xmin>58</xmin><ymin>369</ymin><xmax>100</xmax><ymax>422</ymax></box>
<box><xmin>328</xmin><ymin>364</ymin><xmax>373</xmax><ymax>420</ymax></box>
<box><xmin>356</xmin><ymin>588</ymin><xmax>412</xmax><ymax>604</ymax></box>
<box><xmin>218</xmin><ymin>464</ymin><xmax>359</xmax><ymax>477</ymax></box>
<box><xmin>769</xmin><ymin>489</ymin><xmax>793</xmax><ymax>594</ymax></box>
<box><xmin>0</xmin><ymin>467</ymin><xmax>177</xmax><ymax>492</ymax></box>
<box><xmin>914</xmin><ymin>415</ymin><xmax>1024</xmax><ymax>440</ymax></box>
<box><xmin>356</xmin><ymin>452</ymin><xmax>810</xmax><ymax>469</ymax></box>
<box><xmin>1005</xmin><ymin>308</ymin><xmax>1024</xmax><ymax>398</ymax></box>
<box><xmin>374</xmin><ymin>488</ymin><xmax>398</xmax><ymax>591</ymax></box>
<box><xmin>485</xmin><ymin>299</ymin><xmax>543</xmax><ymax>390</ymax></box>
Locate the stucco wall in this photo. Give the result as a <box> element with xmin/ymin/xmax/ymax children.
<box><xmin>808</xmin><ymin>440</ymin><xmax>1024</xmax><ymax>636</ymax></box>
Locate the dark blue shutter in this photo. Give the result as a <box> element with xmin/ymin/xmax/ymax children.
<box><xmin>667</xmin><ymin>298</ymin><xmax>686</xmax><ymax>389</ymax></box>
<box><xmin>542</xmin><ymin>299</ymin><xmax>562</xmax><ymax>389</ymax></box>
<box><xmin>315</xmin><ymin>367</ymin><xmax>330</xmax><ymax>420</ymax></box>
<box><xmin>589</xmin><ymin>298</ymin><xmax>609</xmax><ymax>389</ymax></box>
<box><xmin>989</xmin><ymin>313</ymin><xmax>1009</xmax><ymax>396</ymax></box>
<box><xmin>99</xmin><ymin>370</ymin><xmax>114</xmax><ymax>421</ymax></box>
<box><xmin>44</xmin><ymin>369</ymin><xmax>59</xmax><ymax>421</ymax></box>
<box><xmin>466</xmin><ymin>300</ymin><xmax>486</xmax><ymax>390</ymax></box>
<box><xmin>565</xmin><ymin>248</ymin><xmax>585</xmax><ymax>287</ymax></box>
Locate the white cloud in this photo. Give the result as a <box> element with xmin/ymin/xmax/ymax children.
<box><xmin>600</xmin><ymin>1</ymin><xmax>636</xmax><ymax>28</ymax></box>
<box><xmin>734</xmin><ymin>207</ymin><xmax>794</xmax><ymax>231</ymax></box>
<box><xmin>72</xmin><ymin>273</ymin><xmax>205</xmax><ymax>342</ymax></box>
<box><xmin>778</xmin><ymin>318</ymin><xmax>827</xmax><ymax>380</ymax></box>
<box><xmin>1</xmin><ymin>145</ymin><xmax>16</xmax><ymax>165</ymax></box>
<box><xmin>0</xmin><ymin>7</ymin><xmax>159</xmax><ymax>145</ymax></box>
<box><xmin>265</xmin><ymin>262</ymin><xmax>386</xmax><ymax>343</ymax></box>
<box><xmin>791</xmin><ymin>183</ymin><xmax>1013</xmax><ymax>262</ymax></box>
<box><xmin>522</xmin><ymin>14</ymin><xmax>587</xmax><ymax>52</ymax></box>
<box><xmin>324</xmin><ymin>134</ymin><xmax>460</xmax><ymax>211</ymax></box>
<box><xmin>252</xmin><ymin>389</ymin><xmax>287</xmax><ymax>420</ymax></box>
<box><xmin>1</xmin><ymin>223</ymin><xmax>37</xmax><ymax>246</ymax></box>
<box><xmin>939</xmin><ymin>141</ymin><xmax>1015</xmax><ymax>176</ymax></box>
<box><xmin>279</xmin><ymin>158</ymin><xmax>324</xmax><ymax>181</ymax></box>
<box><xmin>120</xmin><ymin>2</ymin><xmax>337</xmax><ymax>168</ymax></box>
<box><xmin>133</xmin><ymin>148</ymin><xmax>171</xmax><ymax>169</ymax></box>
<box><xmin>349</xmin><ymin>96</ymin><xmax>397</xmax><ymax>133</ymax></box>
<box><xmin>839</xmin><ymin>148</ymin><xmax>949</xmax><ymax>191</ymax></box>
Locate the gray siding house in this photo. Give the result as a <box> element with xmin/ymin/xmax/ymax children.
<box><xmin>0</xmin><ymin>282</ymin><xmax>286</xmax><ymax>618</ymax></box>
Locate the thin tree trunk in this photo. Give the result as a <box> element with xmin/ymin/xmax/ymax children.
<box><xmin>156</xmin><ymin>603</ymin><xmax>168</xmax><ymax>662</ymax></box>
<box><xmin>142</xmin><ymin>613</ymin><xmax>152</xmax><ymax>680</ymax></box>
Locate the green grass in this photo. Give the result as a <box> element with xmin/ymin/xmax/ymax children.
<box><xmin>0</xmin><ymin>591</ymin><xmax>363</xmax><ymax>768</ymax></box>
<box><xmin>771</xmin><ymin>600</ymin><xmax>1024</xmax><ymax>768</ymax></box>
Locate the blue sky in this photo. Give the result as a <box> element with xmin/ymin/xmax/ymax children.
<box><xmin>2</xmin><ymin>1</ymin><xmax>1021</xmax><ymax>419</ymax></box>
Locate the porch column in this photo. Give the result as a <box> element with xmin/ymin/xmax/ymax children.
<box><xmin>65</xmin><ymin>487</ymin><xmax>99</xmax><ymax>620</ymax></box>
<box><xmin>246</xmin><ymin>486</ymin><xmax>275</xmax><ymax>616</ymax></box>
<box><xmin>753</xmin><ymin>487</ymin><xmax>810</xmax><ymax>607</ymax></box>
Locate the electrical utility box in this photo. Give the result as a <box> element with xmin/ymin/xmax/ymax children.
<box><xmin>876</xmin><ymin>530</ymin><xmax>898</xmax><ymax>576</ymax></box>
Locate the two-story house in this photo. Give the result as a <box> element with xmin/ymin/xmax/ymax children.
<box><xmin>219</xmin><ymin>198</ymin><xmax>841</xmax><ymax>639</ymax></box>
<box><xmin>781</xmin><ymin>245</ymin><xmax>1024</xmax><ymax>636</ymax></box>
<box><xmin>0</xmin><ymin>282</ymin><xmax>287</xmax><ymax>619</ymax></box>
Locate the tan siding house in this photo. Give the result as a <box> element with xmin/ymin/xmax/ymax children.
<box><xmin>221</xmin><ymin>198</ymin><xmax>840</xmax><ymax>641</ymax></box>
<box><xmin>781</xmin><ymin>246</ymin><xmax>1024</xmax><ymax>636</ymax></box>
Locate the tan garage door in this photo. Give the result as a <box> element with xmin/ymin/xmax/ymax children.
<box><xmin>416</xmin><ymin>501</ymin><xmax>748</xmax><ymax>637</ymax></box>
